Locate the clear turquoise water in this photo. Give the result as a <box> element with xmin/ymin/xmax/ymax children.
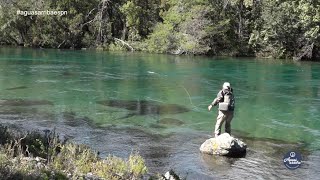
<box><xmin>0</xmin><ymin>47</ymin><xmax>319</xmax><ymax>178</ymax></box>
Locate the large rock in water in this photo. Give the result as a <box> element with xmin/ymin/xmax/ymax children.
<box><xmin>200</xmin><ymin>133</ymin><xmax>247</xmax><ymax>157</ymax></box>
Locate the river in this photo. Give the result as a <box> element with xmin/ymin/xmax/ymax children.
<box><xmin>0</xmin><ymin>47</ymin><xmax>319</xmax><ymax>179</ymax></box>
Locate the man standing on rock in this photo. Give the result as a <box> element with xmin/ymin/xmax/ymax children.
<box><xmin>208</xmin><ymin>82</ymin><xmax>235</xmax><ymax>138</ymax></box>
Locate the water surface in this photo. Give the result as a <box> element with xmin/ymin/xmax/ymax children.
<box><xmin>0</xmin><ymin>47</ymin><xmax>319</xmax><ymax>179</ymax></box>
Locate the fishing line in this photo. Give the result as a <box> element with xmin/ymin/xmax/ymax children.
<box><xmin>180</xmin><ymin>84</ymin><xmax>199</xmax><ymax>111</ymax></box>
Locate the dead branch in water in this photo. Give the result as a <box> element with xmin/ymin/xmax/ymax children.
<box><xmin>114</xmin><ymin>38</ymin><xmax>134</xmax><ymax>51</ymax></box>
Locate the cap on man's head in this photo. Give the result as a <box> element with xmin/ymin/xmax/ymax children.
<box><xmin>222</xmin><ymin>82</ymin><xmax>231</xmax><ymax>90</ymax></box>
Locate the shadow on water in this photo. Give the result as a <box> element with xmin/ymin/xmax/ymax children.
<box><xmin>97</xmin><ymin>100</ymin><xmax>190</xmax><ymax>119</ymax></box>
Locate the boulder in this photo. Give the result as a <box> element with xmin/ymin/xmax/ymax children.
<box><xmin>161</xmin><ymin>170</ymin><xmax>181</xmax><ymax>180</ymax></box>
<box><xmin>200</xmin><ymin>133</ymin><xmax>247</xmax><ymax>157</ymax></box>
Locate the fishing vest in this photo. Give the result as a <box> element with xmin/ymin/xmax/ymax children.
<box><xmin>218</xmin><ymin>89</ymin><xmax>235</xmax><ymax>111</ymax></box>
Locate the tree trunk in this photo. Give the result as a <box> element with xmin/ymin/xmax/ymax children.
<box><xmin>122</xmin><ymin>23</ymin><xmax>128</xmax><ymax>40</ymax></box>
<box><xmin>238</xmin><ymin>0</ymin><xmax>244</xmax><ymax>39</ymax></box>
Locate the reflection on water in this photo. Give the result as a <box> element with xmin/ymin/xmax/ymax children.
<box><xmin>0</xmin><ymin>47</ymin><xmax>320</xmax><ymax>178</ymax></box>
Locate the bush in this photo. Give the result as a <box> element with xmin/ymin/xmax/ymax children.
<box><xmin>0</xmin><ymin>125</ymin><xmax>147</xmax><ymax>179</ymax></box>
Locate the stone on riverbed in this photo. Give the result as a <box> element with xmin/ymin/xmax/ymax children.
<box><xmin>200</xmin><ymin>133</ymin><xmax>247</xmax><ymax>157</ymax></box>
<box><xmin>0</xmin><ymin>99</ymin><xmax>53</xmax><ymax>106</ymax></box>
<box><xmin>158</xmin><ymin>118</ymin><xmax>184</xmax><ymax>126</ymax></box>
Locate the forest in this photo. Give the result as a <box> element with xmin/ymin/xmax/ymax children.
<box><xmin>0</xmin><ymin>0</ymin><xmax>319</xmax><ymax>60</ymax></box>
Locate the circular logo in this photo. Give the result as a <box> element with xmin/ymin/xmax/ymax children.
<box><xmin>283</xmin><ymin>151</ymin><xmax>302</xmax><ymax>170</ymax></box>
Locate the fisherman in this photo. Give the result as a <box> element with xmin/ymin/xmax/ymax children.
<box><xmin>208</xmin><ymin>82</ymin><xmax>235</xmax><ymax>138</ymax></box>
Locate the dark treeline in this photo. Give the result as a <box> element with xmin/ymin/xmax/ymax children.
<box><xmin>0</xmin><ymin>0</ymin><xmax>319</xmax><ymax>60</ymax></box>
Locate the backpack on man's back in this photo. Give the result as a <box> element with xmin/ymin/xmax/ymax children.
<box><xmin>218</xmin><ymin>89</ymin><xmax>235</xmax><ymax>111</ymax></box>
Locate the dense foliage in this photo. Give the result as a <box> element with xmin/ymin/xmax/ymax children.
<box><xmin>0</xmin><ymin>0</ymin><xmax>319</xmax><ymax>60</ymax></box>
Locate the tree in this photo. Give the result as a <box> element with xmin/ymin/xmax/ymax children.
<box><xmin>249</xmin><ymin>0</ymin><xmax>320</xmax><ymax>60</ymax></box>
<box><xmin>0</xmin><ymin>0</ymin><xmax>319</xmax><ymax>60</ymax></box>
<box><xmin>146</xmin><ymin>0</ymin><xmax>214</xmax><ymax>54</ymax></box>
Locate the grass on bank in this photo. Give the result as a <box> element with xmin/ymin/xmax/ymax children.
<box><xmin>0</xmin><ymin>125</ymin><xmax>147</xmax><ymax>180</ymax></box>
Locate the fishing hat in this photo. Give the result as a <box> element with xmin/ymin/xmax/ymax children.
<box><xmin>222</xmin><ymin>82</ymin><xmax>231</xmax><ymax>90</ymax></box>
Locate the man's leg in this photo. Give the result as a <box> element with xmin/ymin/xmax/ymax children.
<box><xmin>214</xmin><ymin>110</ymin><xmax>226</xmax><ymax>137</ymax></box>
<box><xmin>225</xmin><ymin>111</ymin><xmax>234</xmax><ymax>135</ymax></box>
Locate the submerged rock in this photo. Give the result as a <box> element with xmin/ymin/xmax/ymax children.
<box><xmin>200</xmin><ymin>133</ymin><xmax>247</xmax><ymax>157</ymax></box>
<box><xmin>158</xmin><ymin>118</ymin><xmax>184</xmax><ymax>126</ymax></box>
<box><xmin>161</xmin><ymin>170</ymin><xmax>181</xmax><ymax>180</ymax></box>
<box><xmin>97</xmin><ymin>100</ymin><xmax>189</xmax><ymax>117</ymax></box>
<box><xmin>0</xmin><ymin>99</ymin><xmax>53</xmax><ymax>106</ymax></box>
<box><xmin>5</xmin><ymin>86</ymin><xmax>28</xmax><ymax>90</ymax></box>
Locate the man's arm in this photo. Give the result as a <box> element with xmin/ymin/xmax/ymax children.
<box><xmin>208</xmin><ymin>91</ymin><xmax>223</xmax><ymax>111</ymax></box>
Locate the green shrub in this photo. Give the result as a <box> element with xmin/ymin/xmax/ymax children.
<box><xmin>0</xmin><ymin>126</ymin><xmax>148</xmax><ymax>179</ymax></box>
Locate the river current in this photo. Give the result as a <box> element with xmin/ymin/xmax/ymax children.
<box><xmin>0</xmin><ymin>47</ymin><xmax>319</xmax><ymax>179</ymax></box>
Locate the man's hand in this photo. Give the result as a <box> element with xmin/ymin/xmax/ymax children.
<box><xmin>208</xmin><ymin>104</ymin><xmax>212</xmax><ymax>111</ymax></box>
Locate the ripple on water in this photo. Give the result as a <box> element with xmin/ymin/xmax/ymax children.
<box><xmin>271</xmin><ymin>119</ymin><xmax>320</xmax><ymax>137</ymax></box>
<box><xmin>35</xmin><ymin>80</ymin><xmax>58</xmax><ymax>83</ymax></box>
<box><xmin>0</xmin><ymin>110</ymin><xmax>316</xmax><ymax>180</ymax></box>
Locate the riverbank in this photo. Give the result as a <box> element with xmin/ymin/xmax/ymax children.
<box><xmin>0</xmin><ymin>125</ymin><xmax>148</xmax><ymax>179</ymax></box>
<box><xmin>1</xmin><ymin>0</ymin><xmax>319</xmax><ymax>60</ymax></box>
